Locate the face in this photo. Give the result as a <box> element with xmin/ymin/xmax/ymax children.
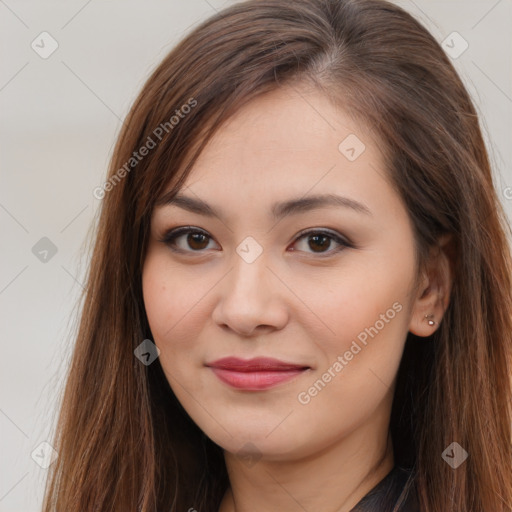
<box><xmin>142</xmin><ymin>84</ymin><xmax>421</xmax><ymax>461</ymax></box>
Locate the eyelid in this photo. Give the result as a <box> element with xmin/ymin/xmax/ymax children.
<box><xmin>158</xmin><ymin>226</ymin><xmax>353</xmax><ymax>255</ymax></box>
<box><xmin>158</xmin><ymin>226</ymin><xmax>219</xmax><ymax>253</ymax></box>
<box><xmin>293</xmin><ymin>227</ymin><xmax>352</xmax><ymax>246</ymax></box>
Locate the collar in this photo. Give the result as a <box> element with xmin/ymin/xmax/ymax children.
<box><xmin>349</xmin><ymin>466</ymin><xmax>420</xmax><ymax>512</ymax></box>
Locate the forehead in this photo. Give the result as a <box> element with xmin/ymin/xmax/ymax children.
<box><xmin>153</xmin><ymin>85</ymin><xmax>407</xmax><ymax>233</ymax></box>
<box><xmin>180</xmin><ymin>86</ymin><xmax>387</xmax><ymax>196</ymax></box>
<box><xmin>196</xmin><ymin>86</ymin><xmax>380</xmax><ymax>165</ymax></box>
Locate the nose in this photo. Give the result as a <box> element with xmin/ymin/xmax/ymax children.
<box><xmin>211</xmin><ymin>253</ymin><xmax>289</xmax><ymax>337</ymax></box>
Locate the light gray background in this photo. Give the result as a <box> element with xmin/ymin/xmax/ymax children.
<box><xmin>1</xmin><ymin>1</ymin><xmax>511</xmax><ymax>510</ymax></box>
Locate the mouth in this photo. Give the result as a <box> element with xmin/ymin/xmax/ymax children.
<box><xmin>205</xmin><ymin>357</ymin><xmax>311</xmax><ymax>390</ymax></box>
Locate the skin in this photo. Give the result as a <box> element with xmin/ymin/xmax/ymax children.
<box><xmin>142</xmin><ymin>83</ymin><xmax>453</xmax><ymax>512</ymax></box>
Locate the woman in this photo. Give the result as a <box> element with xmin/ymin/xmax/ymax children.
<box><xmin>42</xmin><ymin>0</ymin><xmax>512</xmax><ymax>511</ymax></box>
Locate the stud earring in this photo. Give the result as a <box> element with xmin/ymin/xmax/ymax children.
<box><xmin>425</xmin><ymin>314</ymin><xmax>436</xmax><ymax>326</ymax></box>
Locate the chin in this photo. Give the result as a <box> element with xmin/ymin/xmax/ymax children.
<box><xmin>205</xmin><ymin>424</ymin><xmax>307</xmax><ymax>462</ymax></box>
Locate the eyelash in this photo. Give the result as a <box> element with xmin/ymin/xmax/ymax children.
<box><xmin>158</xmin><ymin>226</ymin><xmax>353</xmax><ymax>257</ymax></box>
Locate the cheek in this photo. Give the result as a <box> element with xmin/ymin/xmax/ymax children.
<box><xmin>142</xmin><ymin>266</ymin><xmax>175</xmax><ymax>341</ymax></box>
<box><xmin>143</xmin><ymin>252</ymin><xmax>191</xmax><ymax>334</ymax></box>
<box><xmin>142</xmin><ymin>253</ymin><xmax>213</xmax><ymax>374</ymax></box>
<box><xmin>301</xmin><ymin>254</ymin><xmax>413</xmax><ymax>396</ymax></box>
<box><xmin>300</xmin><ymin>258</ymin><xmax>411</xmax><ymax>349</ymax></box>
<box><xmin>292</xmin><ymin>289</ymin><xmax>408</xmax><ymax>446</ymax></box>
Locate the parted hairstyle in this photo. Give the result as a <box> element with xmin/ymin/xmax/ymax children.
<box><xmin>42</xmin><ymin>0</ymin><xmax>512</xmax><ymax>511</ymax></box>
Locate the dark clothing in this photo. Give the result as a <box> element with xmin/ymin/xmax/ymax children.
<box><xmin>349</xmin><ymin>466</ymin><xmax>420</xmax><ymax>512</ymax></box>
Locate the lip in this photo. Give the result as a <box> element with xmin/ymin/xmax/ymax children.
<box><xmin>205</xmin><ymin>357</ymin><xmax>310</xmax><ymax>390</ymax></box>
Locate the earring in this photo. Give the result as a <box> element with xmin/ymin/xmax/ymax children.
<box><xmin>425</xmin><ymin>314</ymin><xmax>436</xmax><ymax>326</ymax></box>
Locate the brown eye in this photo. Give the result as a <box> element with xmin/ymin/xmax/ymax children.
<box><xmin>307</xmin><ymin>234</ymin><xmax>332</xmax><ymax>252</ymax></box>
<box><xmin>291</xmin><ymin>229</ymin><xmax>351</xmax><ymax>256</ymax></box>
<box><xmin>159</xmin><ymin>226</ymin><xmax>352</xmax><ymax>257</ymax></box>
<box><xmin>186</xmin><ymin>232</ymin><xmax>210</xmax><ymax>250</ymax></box>
<box><xmin>160</xmin><ymin>227</ymin><xmax>218</xmax><ymax>253</ymax></box>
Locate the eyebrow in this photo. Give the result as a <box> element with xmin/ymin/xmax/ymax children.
<box><xmin>155</xmin><ymin>191</ymin><xmax>372</xmax><ymax>220</ymax></box>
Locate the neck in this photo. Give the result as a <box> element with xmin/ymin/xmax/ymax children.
<box><xmin>218</xmin><ymin>409</ymin><xmax>394</xmax><ymax>512</ymax></box>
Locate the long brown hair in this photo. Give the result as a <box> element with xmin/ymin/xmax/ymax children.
<box><xmin>42</xmin><ymin>0</ymin><xmax>512</xmax><ymax>510</ymax></box>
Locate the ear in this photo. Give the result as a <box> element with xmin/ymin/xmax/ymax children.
<box><xmin>409</xmin><ymin>233</ymin><xmax>455</xmax><ymax>337</ymax></box>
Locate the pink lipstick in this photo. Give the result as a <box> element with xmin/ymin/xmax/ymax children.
<box><xmin>205</xmin><ymin>357</ymin><xmax>309</xmax><ymax>390</ymax></box>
